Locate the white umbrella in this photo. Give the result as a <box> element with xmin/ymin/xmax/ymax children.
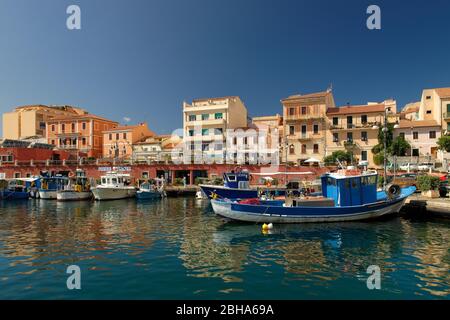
<box><xmin>304</xmin><ymin>157</ymin><xmax>321</xmax><ymax>163</ymax></box>
<box><xmin>263</xmin><ymin>176</ymin><xmax>274</xmax><ymax>181</ymax></box>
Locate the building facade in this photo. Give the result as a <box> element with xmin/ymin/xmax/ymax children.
<box><xmin>182</xmin><ymin>96</ymin><xmax>248</xmax><ymax>163</ymax></box>
<box><xmin>2</xmin><ymin>105</ymin><xmax>87</xmax><ymax>140</ymax></box>
<box><xmin>394</xmin><ymin>120</ymin><xmax>441</xmax><ymax>159</ymax></box>
<box><xmin>326</xmin><ymin>103</ymin><xmax>386</xmax><ymax>167</ymax></box>
<box><xmin>133</xmin><ymin>134</ymin><xmax>183</xmax><ymax>163</ymax></box>
<box><xmin>102</xmin><ymin>123</ymin><xmax>154</xmax><ymax>159</ymax></box>
<box><xmin>46</xmin><ymin>114</ymin><xmax>118</xmax><ymax>159</ymax></box>
<box><xmin>281</xmin><ymin>90</ymin><xmax>335</xmax><ymax>165</ymax></box>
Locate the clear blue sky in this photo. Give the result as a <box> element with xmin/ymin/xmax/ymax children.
<box><xmin>1</xmin><ymin>0</ymin><xmax>449</xmax><ymax>135</ymax></box>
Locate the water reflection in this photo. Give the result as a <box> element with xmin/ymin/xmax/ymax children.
<box><xmin>0</xmin><ymin>198</ymin><xmax>448</xmax><ymax>299</ymax></box>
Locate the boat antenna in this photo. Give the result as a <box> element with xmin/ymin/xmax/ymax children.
<box><xmin>336</xmin><ymin>157</ymin><xmax>345</xmax><ymax>170</ymax></box>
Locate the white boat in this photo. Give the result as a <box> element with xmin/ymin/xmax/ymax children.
<box><xmin>39</xmin><ymin>176</ymin><xmax>69</xmax><ymax>200</ymax></box>
<box><xmin>91</xmin><ymin>172</ymin><xmax>136</xmax><ymax>200</ymax></box>
<box><xmin>57</xmin><ymin>169</ymin><xmax>92</xmax><ymax>201</ymax></box>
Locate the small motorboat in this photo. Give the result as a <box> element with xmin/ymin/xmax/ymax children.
<box><xmin>57</xmin><ymin>169</ymin><xmax>92</xmax><ymax>201</ymax></box>
<box><xmin>39</xmin><ymin>175</ymin><xmax>69</xmax><ymax>199</ymax></box>
<box><xmin>0</xmin><ymin>179</ymin><xmax>30</xmax><ymax>200</ymax></box>
<box><xmin>91</xmin><ymin>171</ymin><xmax>136</xmax><ymax>200</ymax></box>
<box><xmin>211</xmin><ymin>169</ymin><xmax>416</xmax><ymax>223</ymax></box>
<box><xmin>199</xmin><ymin>171</ymin><xmax>258</xmax><ymax>199</ymax></box>
<box><xmin>136</xmin><ymin>179</ymin><xmax>165</xmax><ymax>200</ymax></box>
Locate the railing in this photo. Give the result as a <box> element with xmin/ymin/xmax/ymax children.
<box><xmin>443</xmin><ymin>113</ymin><xmax>450</xmax><ymax>119</ymax></box>
<box><xmin>285</xmin><ymin>113</ymin><xmax>325</xmax><ymax>121</ymax></box>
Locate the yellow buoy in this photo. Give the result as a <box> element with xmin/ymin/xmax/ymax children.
<box><xmin>262</xmin><ymin>223</ymin><xmax>269</xmax><ymax>231</ymax></box>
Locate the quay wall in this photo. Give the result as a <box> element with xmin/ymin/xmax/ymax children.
<box><xmin>0</xmin><ymin>163</ymin><xmax>328</xmax><ymax>185</ymax></box>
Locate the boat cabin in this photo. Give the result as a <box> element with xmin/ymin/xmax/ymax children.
<box><xmin>100</xmin><ymin>172</ymin><xmax>132</xmax><ymax>187</ymax></box>
<box><xmin>223</xmin><ymin>171</ymin><xmax>250</xmax><ymax>189</ymax></box>
<box><xmin>321</xmin><ymin>170</ymin><xmax>378</xmax><ymax>207</ymax></box>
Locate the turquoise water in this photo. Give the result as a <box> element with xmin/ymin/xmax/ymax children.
<box><xmin>0</xmin><ymin>198</ymin><xmax>449</xmax><ymax>300</ymax></box>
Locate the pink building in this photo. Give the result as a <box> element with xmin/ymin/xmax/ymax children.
<box><xmin>394</xmin><ymin>120</ymin><xmax>441</xmax><ymax>158</ymax></box>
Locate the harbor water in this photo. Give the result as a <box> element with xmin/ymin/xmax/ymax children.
<box><xmin>0</xmin><ymin>198</ymin><xmax>449</xmax><ymax>299</ymax></box>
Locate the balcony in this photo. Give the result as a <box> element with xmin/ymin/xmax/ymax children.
<box><xmin>329</xmin><ymin>121</ymin><xmax>381</xmax><ymax>131</ymax></box>
<box><xmin>287</xmin><ymin>133</ymin><xmax>312</xmax><ymax>141</ymax></box>
<box><xmin>285</xmin><ymin>113</ymin><xmax>325</xmax><ymax>121</ymax></box>
<box><xmin>443</xmin><ymin>113</ymin><xmax>450</xmax><ymax>120</ymax></box>
<box><xmin>185</xmin><ymin>118</ymin><xmax>226</xmax><ymax>126</ymax></box>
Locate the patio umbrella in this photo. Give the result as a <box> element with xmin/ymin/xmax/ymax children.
<box><xmin>304</xmin><ymin>157</ymin><xmax>321</xmax><ymax>163</ymax></box>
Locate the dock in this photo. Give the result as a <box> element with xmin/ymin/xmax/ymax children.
<box><xmin>164</xmin><ymin>185</ymin><xmax>200</xmax><ymax>197</ymax></box>
<box><xmin>402</xmin><ymin>194</ymin><xmax>450</xmax><ymax>218</ymax></box>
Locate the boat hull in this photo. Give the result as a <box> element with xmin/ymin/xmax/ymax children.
<box><xmin>91</xmin><ymin>187</ymin><xmax>136</xmax><ymax>200</ymax></box>
<box><xmin>211</xmin><ymin>187</ymin><xmax>416</xmax><ymax>223</ymax></box>
<box><xmin>199</xmin><ymin>184</ymin><xmax>258</xmax><ymax>199</ymax></box>
<box><xmin>57</xmin><ymin>191</ymin><xmax>92</xmax><ymax>201</ymax></box>
<box><xmin>0</xmin><ymin>191</ymin><xmax>29</xmax><ymax>200</ymax></box>
<box><xmin>136</xmin><ymin>190</ymin><xmax>161</xmax><ymax>200</ymax></box>
<box><xmin>39</xmin><ymin>190</ymin><xmax>57</xmax><ymax>200</ymax></box>
<box><xmin>212</xmin><ymin>199</ymin><xmax>406</xmax><ymax>223</ymax></box>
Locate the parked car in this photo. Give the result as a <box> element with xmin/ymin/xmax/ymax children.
<box><xmin>399</xmin><ymin>163</ymin><xmax>419</xmax><ymax>172</ymax></box>
<box><xmin>418</xmin><ymin>162</ymin><xmax>434</xmax><ymax>171</ymax></box>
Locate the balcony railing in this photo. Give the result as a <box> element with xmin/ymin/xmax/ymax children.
<box><xmin>329</xmin><ymin>121</ymin><xmax>381</xmax><ymax>130</ymax></box>
<box><xmin>285</xmin><ymin>113</ymin><xmax>325</xmax><ymax>121</ymax></box>
<box><xmin>443</xmin><ymin>113</ymin><xmax>450</xmax><ymax>119</ymax></box>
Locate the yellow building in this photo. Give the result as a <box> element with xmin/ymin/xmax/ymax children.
<box><xmin>418</xmin><ymin>87</ymin><xmax>450</xmax><ymax>132</ymax></box>
<box><xmin>281</xmin><ymin>90</ymin><xmax>335</xmax><ymax>165</ymax></box>
<box><xmin>102</xmin><ymin>123</ymin><xmax>155</xmax><ymax>159</ymax></box>
<box><xmin>326</xmin><ymin>103</ymin><xmax>386</xmax><ymax>167</ymax></box>
<box><xmin>2</xmin><ymin>105</ymin><xmax>87</xmax><ymax>140</ymax></box>
<box><xmin>183</xmin><ymin>96</ymin><xmax>248</xmax><ymax>163</ymax></box>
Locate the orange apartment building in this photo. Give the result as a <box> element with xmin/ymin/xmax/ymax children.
<box><xmin>46</xmin><ymin>114</ymin><xmax>119</xmax><ymax>158</ymax></box>
<box><xmin>281</xmin><ymin>90</ymin><xmax>335</xmax><ymax>165</ymax></box>
<box><xmin>102</xmin><ymin>123</ymin><xmax>155</xmax><ymax>159</ymax></box>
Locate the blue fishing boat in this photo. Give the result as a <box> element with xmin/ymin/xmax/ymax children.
<box><xmin>39</xmin><ymin>175</ymin><xmax>69</xmax><ymax>199</ymax></box>
<box><xmin>136</xmin><ymin>179</ymin><xmax>165</xmax><ymax>200</ymax></box>
<box><xmin>0</xmin><ymin>179</ymin><xmax>30</xmax><ymax>200</ymax></box>
<box><xmin>199</xmin><ymin>171</ymin><xmax>258</xmax><ymax>199</ymax></box>
<box><xmin>211</xmin><ymin>169</ymin><xmax>416</xmax><ymax>223</ymax></box>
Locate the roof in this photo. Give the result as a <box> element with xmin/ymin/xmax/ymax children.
<box><xmin>47</xmin><ymin>114</ymin><xmax>118</xmax><ymax>123</ymax></box>
<box><xmin>192</xmin><ymin>96</ymin><xmax>240</xmax><ymax>103</ymax></box>
<box><xmin>103</xmin><ymin>125</ymin><xmax>144</xmax><ymax>132</ymax></box>
<box><xmin>397</xmin><ymin>120</ymin><xmax>440</xmax><ymax>129</ymax></box>
<box><xmin>282</xmin><ymin>91</ymin><xmax>330</xmax><ymax>102</ymax></box>
<box><xmin>327</xmin><ymin>104</ymin><xmax>385</xmax><ymax>115</ymax></box>
<box><xmin>434</xmin><ymin>87</ymin><xmax>450</xmax><ymax>98</ymax></box>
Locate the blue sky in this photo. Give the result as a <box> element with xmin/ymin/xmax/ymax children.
<box><xmin>0</xmin><ymin>0</ymin><xmax>449</xmax><ymax>134</ymax></box>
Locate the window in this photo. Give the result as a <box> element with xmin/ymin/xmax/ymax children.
<box><xmin>413</xmin><ymin>132</ymin><xmax>418</xmax><ymax>140</ymax></box>
<box><xmin>123</xmin><ymin>132</ymin><xmax>127</xmax><ymax>139</ymax></box>
<box><xmin>142</xmin><ymin>172</ymin><xmax>149</xmax><ymax>179</ymax></box>
<box><xmin>426</xmin><ymin>96</ymin><xmax>431</xmax><ymax>100</ymax></box>
<box><xmin>61</xmin><ymin>124</ymin><xmax>65</xmax><ymax>132</ymax></box>
<box><xmin>289</xmin><ymin>126</ymin><xmax>295</xmax><ymax>135</ymax></box>
<box><xmin>289</xmin><ymin>144</ymin><xmax>295</xmax><ymax>155</ymax></box>
<box><xmin>429</xmin><ymin>131</ymin><xmax>436</xmax><ymax>139</ymax></box>
<box><xmin>327</xmin><ymin>177</ymin><xmax>336</xmax><ymax>186</ymax></box>
<box><xmin>313</xmin><ymin>144</ymin><xmax>319</xmax><ymax>154</ymax></box>
<box><xmin>82</xmin><ymin>138</ymin><xmax>86</xmax><ymax>145</ymax></box>
<box><xmin>109</xmin><ymin>133</ymin><xmax>112</xmax><ymax>140</ymax></box>
<box><xmin>215</xmin><ymin>113</ymin><xmax>223</xmax><ymax>119</ymax></box>
<box><xmin>214</xmin><ymin>128</ymin><xmax>223</xmax><ymax>135</ymax></box>
<box><xmin>14</xmin><ymin>172</ymin><xmax>21</xmax><ymax>178</ymax></box>
<box><xmin>347</xmin><ymin>116</ymin><xmax>353</xmax><ymax>129</ymax></box>
<box><xmin>71</xmin><ymin>123</ymin><xmax>75</xmax><ymax>131</ymax></box>
<box><xmin>426</xmin><ymin>110</ymin><xmax>432</xmax><ymax>114</ymax></box>
<box><xmin>361</xmin><ymin>115</ymin><xmax>368</xmax><ymax>124</ymax></box>
<box><xmin>188</xmin><ymin>115</ymin><xmax>196</xmax><ymax>122</ymax></box>
<box><xmin>412</xmin><ymin>149</ymin><xmax>419</xmax><ymax>156</ymax></box>
<box><xmin>202</xmin><ymin>129</ymin><xmax>209</xmax><ymax>136</ymax></box>
<box><xmin>347</xmin><ymin>132</ymin><xmax>353</xmax><ymax>142</ymax></box>
<box><xmin>1</xmin><ymin>155</ymin><xmax>13</xmax><ymax>163</ymax></box>
<box><xmin>51</xmin><ymin>125</ymin><xmax>55</xmax><ymax>132</ymax></box>
<box><xmin>82</xmin><ymin>122</ymin><xmax>86</xmax><ymax>130</ymax></box>
<box><xmin>361</xmin><ymin>131</ymin><xmax>368</xmax><ymax>142</ymax></box>
<box><xmin>361</xmin><ymin>150</ymin><xmax>368</xmax><ymax>161</ymax></box>
<box><xmin>333</xmin><ymin>133</ymin><xmax>339</xmax><ymax>143</ymax></box>
<box><xmin>202</xmin><ymin>143</ymin><xmax>209</xmax><ymax>151</ymax></box>
<box><xmin>302</xmin><ymin>144</ymin><xmax>307</xmax><ymax>153</ymax></box>
<box><xmin>202</xmin><ymin>114</ymin><xmax>209</xmax><ymax>120</ymax></box>
<box><xmin>399</xmin><ymin>132</ymin><xmax>405</xmax><ymax>139</ymax></box>
<box><xmin>289</xmin><ymin>108</ymin><xmax>295</xmax><ymax>116</ymax></box>
<box><xmin>214</xmin><ymin>144</ymin><xmax>223</xmax><ymax>151</ymax></box>
<box><xmin>116</xmin><ymin>133</ymin><xmax>120</xmax><ymax>140</ymax></box>
<box><xmin>332</xmin><ymin>117</ymin><xmax>338</xmax><ymax>126</ymax></box>
<box><xmin>313</xmin><ymin>124</ymin><xmax>319</xmax><ymax>134</ymax></box>
<box><xmin>301</xmin><ymin>106</ymin><xmax>307</xmax><ymax>115</ymax></box>
<box><xmin>188</xmin><ymin>130</ymin><xmax>194</xmax><ymax>137</ymax></box>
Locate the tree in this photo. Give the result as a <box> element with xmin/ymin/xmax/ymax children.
<box><xmin>437</xmin><ymin>135</ymin><xmax>450</xmax><ymax>152</ymax></box>
<box><xmin>324</xmin><ymin>150</ymin><xmax>353</xmax><ymax>165</ymax></box>
<box><xmin>389</xmin><ymin>136</ymin><xmax>411</xmax><ymax>156</ymax></box>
